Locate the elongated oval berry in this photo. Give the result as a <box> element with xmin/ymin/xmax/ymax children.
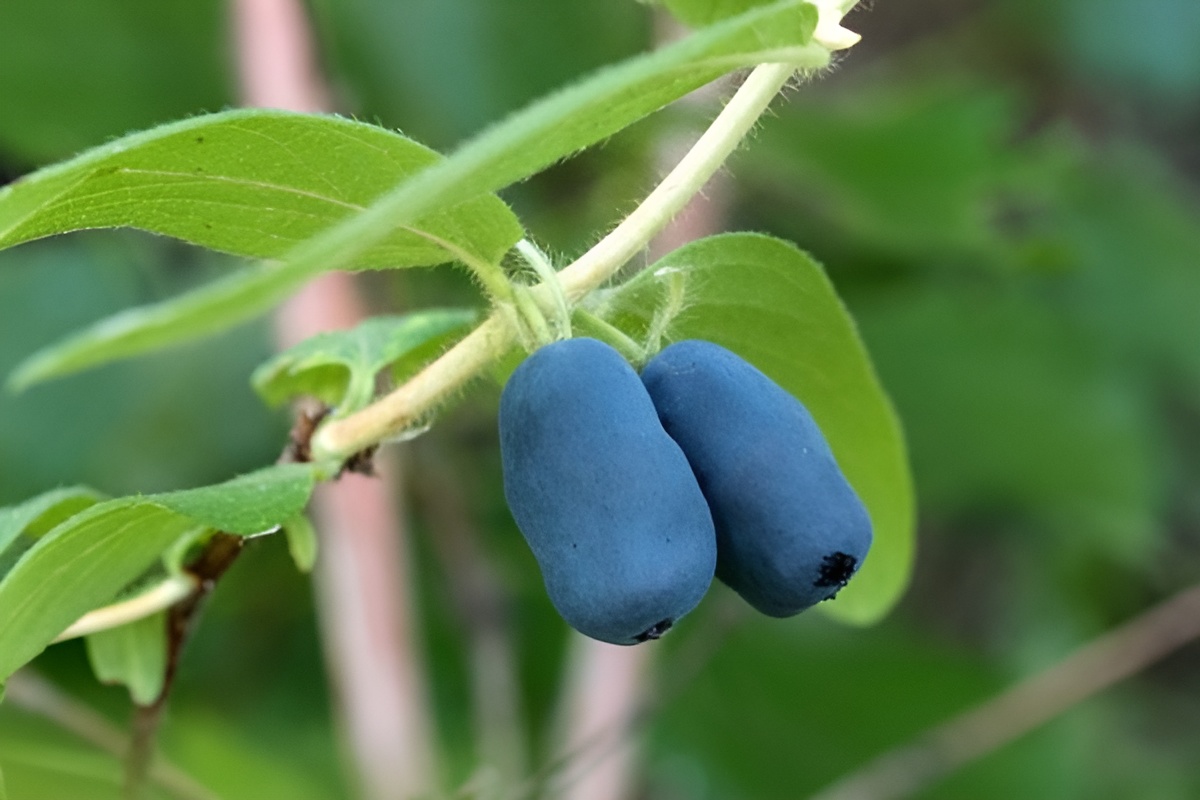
<box><xmin>641</xmin><ymin>340</ymin><xmax>872</xmax><ymax>617</ymax></box>
<box><xmin>499</xmin><ymin>338</ymin><xmax>716</xmax><ymax>645</ymax></box>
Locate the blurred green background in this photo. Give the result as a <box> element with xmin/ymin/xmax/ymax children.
<box><xmin>2</xmin><ymin>0</ymin><xmax>1200</xmax><ymax>797</ymax></box>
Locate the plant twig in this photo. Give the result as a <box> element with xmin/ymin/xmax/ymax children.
<box><xmin>810</xmin><ymin>581</ymin><xmax>1200</xmax><ymax>800</ymax></box>
<box><xmin>570</xmin><ymin>309</ymin><xmax>645</xmax><ymax>364</ymax></box>
<box><xmin>310</xmin><ymin>61</ymin><xmax>800</xmax><ymax>463</ymax></box>
<box><xmin>125</xmin><ymin>533</ymin><xmax>245</xmax><ymax>799</ymax></box>
<box><xmin>4</xmin><ymin>670</ymin><xmax>218</xmax><ymax>800</ymax></box>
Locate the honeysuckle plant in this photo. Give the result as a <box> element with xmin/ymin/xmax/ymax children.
<box><xmin>0</xmin><ymin>0</ymin><xmax>911</xmax><ymax>767</ymax></box>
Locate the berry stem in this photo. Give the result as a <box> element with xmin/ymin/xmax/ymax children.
<box><xmin>516</xmin><ymin>239</ymin><xmax>573</xmax><ymax>340</ymax></box>
<box><xmin>571</xmin><ymin>308</ymin><xmax>646</xmax><ymax>365</ymax></box>
<box><xmin>310</xmin><ymin>62</ymin><xmax>801</xmax><ymax>463</ymax></box>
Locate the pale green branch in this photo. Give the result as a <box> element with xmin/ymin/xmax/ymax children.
<box><xmin>310</xmin><ymin>62</ymin><xmax>802</xmax><ymax>462</ymax></box>
<box><xmin>51</xmin><ymin>575</ymin><xmax>198</xmax><ymax>643</ymax></box>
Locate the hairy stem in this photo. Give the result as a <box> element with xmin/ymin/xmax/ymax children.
<box><xmin>571</xmin><ymin>309</ymin><xmax>645</xmax><ymax>364</ymax></box>
<box><xmin>311</xmin><ymin>61</ymin><xmax>798</xmax><ymax>462</ymax></box>
<box><xmin>516</xmin><ymin>239</ymin><xmax>572</xmax><ymax>340</ymax></box>
<box><xmin>125</xmin><ymin>533</ymin><xmax>246</xmax><ymax>800</ymax></box>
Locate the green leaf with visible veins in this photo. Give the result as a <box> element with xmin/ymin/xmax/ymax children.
<box><xmin>151</xmin><ymin>463</ymin><xmax>321</xmax><ymax>535</ymax></box>
<box><xmin>85</xmin><ymin>611</ymin><xmax>167</xmax><ymax>705</ymax></box>
<box><xmin>251</xmin><ymin>308</ymin><xmax>477</xmax><ymax>414</ymax></box>
<box><xmin>598</xmin><ymin>233</ymin><xmax>914</xmax><ymax>625</ymax></box>
<box><xmin>0</xmin><ymin>501</ymin><xmax>197</xmax><ymax>684</ymax></box>
<box><xmin>0</xmin><ymin>487</ymin><xmax>105</xmax><ymax>579</ymax></box>
<box><xmin>0</xmin><ymin>487</ymin><xmax>104</xmax><ymax>557</ymax></box>
<box><xmin>0</xmin><ymin>111</ymin><xmax>523</xmax><ymax>389</ymax></box>
<box><xmin>0</xmin><ymin>463</ymin><xmax>320</xmax><ymax>683</ymax></box>
<box><xmin>662</xmin><ymin>0</ymin><xmax>780</xmax><ymax>27</ymax></box>
<box><xmin>266</xmin><ymin>1</ymin><xmax>826</xmax><ymax>306</ymax></box>
<box><xmin>660</xmin><ymin>0</ymin><xmax>857</xmax><ymax>28</ymax></box>
<box><xmin>0</xmin><ymin>109</ymin><xmax>522</xmax><ymax>268</ymax></box>
<box><xmin>3</xmin><ymin>2</ymin><xmax>826</xmax><ymax>389</ymax></box>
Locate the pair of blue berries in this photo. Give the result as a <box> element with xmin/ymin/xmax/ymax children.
<box><xmin>499</xmin><ymin>338</ymin><xmax>872</xmax><ymax>645</ymax></box>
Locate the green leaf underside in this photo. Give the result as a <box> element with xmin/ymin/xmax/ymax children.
<box><xmin>0</xmin><ymin>110</ymin><xmax>522</xmax><ymax>269</ymax></box>
<box><xmin>0</xmin><ymin>487</ymin><xmax>104</xmax><ymax>562</ymax></box>
<box><xmin>151</xmin><ymin>462</ymin><xmax>319</xmax><ymax>535</ymax></box>
<box><xmin>283</xmin><ymin>514</ymin><xmax>318</xmax><ymax>574</ymax></box>
<box><xmin>251</xmin><ymin>308</ymin><xmax>477</xmax><ymax>412</ymax></box>
<box><xmin>600</xmin><ymin>233</ymin><xmax>914</xmax><ymax>625</ymax></box>
<box><xmin>663</xmin><ymin>0</ymin><xmax>781</xmax><ymax>27</ymax></box>
<box><xmin>85</xmin><ymin>611</ymin><xmax>167</xmax><ymax>705</ymax></box>
<box><xmin>661</xmin><ymin>0</ymin><xmax>858</xmax><ymax>27</ymax></box>
<box><xmin>0</xmin><ymin>463</ymin><xmax>319</xmax><ymax>682</ymax></box>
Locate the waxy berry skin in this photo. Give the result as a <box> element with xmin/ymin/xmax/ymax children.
<box><xmin>641</xmin><ymin>340</ymin><xmax>872</xmax><ymax>617</ymax></box>
<box><xmin>499</xmin><ymin>338</ymin><xmax>716</xmax><ymax>645</ymax></box>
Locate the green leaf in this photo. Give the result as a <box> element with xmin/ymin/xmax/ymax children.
<box><xmin>598</xmin><ymin>233</ymin><xmax>914</xmax><ymax>624</ymax></box>
<box><xmin>0</xmin><ymin>109</ymin><xmax>522</xmax><ymax>269</ymax></box>
<box><xmin>7</xmin><ymin>262</ymin><xmax>305</xmax><ymax>392</ymax></box>
<box><xmin>3</xmin><ymin>3</ymin><xmax>824</xmax><ymax>388</ymax></box>
<box><xmin>0</xmin><ymin>488</ymin><xmax>106</xmax><ymax>584</ymax></box>
<box><xmin>283</xmin><ymin>514</ymin><xmax>318</xmax><ymax>574</ymax></box>
<box><xmin>661</xmin><ymin>0</ymin><xmax>857</xmax><ymax>28</ymax></box>
<box><xmin>662</xmin><ymin>0</ymin><xmax>780</xmax><ymax>27</ymax></box>
<box><xmin>0</xmin><ymin>112</ymin><xmax>524</xmax><ymax>389</ymax></box>
<box><xmin>0</xmin><ymin>463</ymin><xmax>320</xmax><ymax>682</ymax></box>
<box><xmin>0</xmin><ymin>487</ymin><xmax>104</xmax><ymax>564</ymax></box>
<box><xmin>151</xmin><ymin>463</ymin><xmax>321</xmax><ymax>536</ymax></box>
<box><xmin>0</xmin><ymin>502</ymin><xmax>196</xmax><ymax>684</ymax></box>
<box><xmin>251</xmin><ymin>308</ymin><xmax>477</xmax><ymax>413</ymax></box>
<box><xmin>84</xmin><ymin>612</ymin><xmax>167</xmax><ymax>705</ymax></box>
<box><xmin>269</xmin><ymin>1</ymin><xmax>826</xmax><ymax>308</ymax></box>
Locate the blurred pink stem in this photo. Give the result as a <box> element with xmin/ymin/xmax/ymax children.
<box><xmin>552</xmin><ymin>637</ymin><xmax>653</xmax><ymax>800</ymax></box>
<box><xmin>231</xmin><ymin>1</ymin><xmax>438</xmax><ymax>797</ymax></box>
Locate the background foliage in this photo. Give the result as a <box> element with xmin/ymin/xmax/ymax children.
<box><xmin>1</xmin><ymin>0</ymin><xmax>1199</xmax><ymax>797</ymax></box>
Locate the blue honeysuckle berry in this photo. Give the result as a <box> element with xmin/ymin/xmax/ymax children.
<box><xmin>641</xmin><ymin>340</ymin><xmax>872</xmax><ymax>617</ymax></box>
<box><xmin>499</xmin><ymin>337</ymin><xmax>716</xmax><ymax>645</ymax></box>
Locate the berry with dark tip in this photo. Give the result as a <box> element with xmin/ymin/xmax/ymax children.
<box><xmin>641</xmin><ymin>340</ymin><xmax>872</xmax><ymax>618</ymax></box>
<box><xmin>499</xmin><ymin>338</ymin><xmax>716</xmax><ymax>645</ymax></box>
